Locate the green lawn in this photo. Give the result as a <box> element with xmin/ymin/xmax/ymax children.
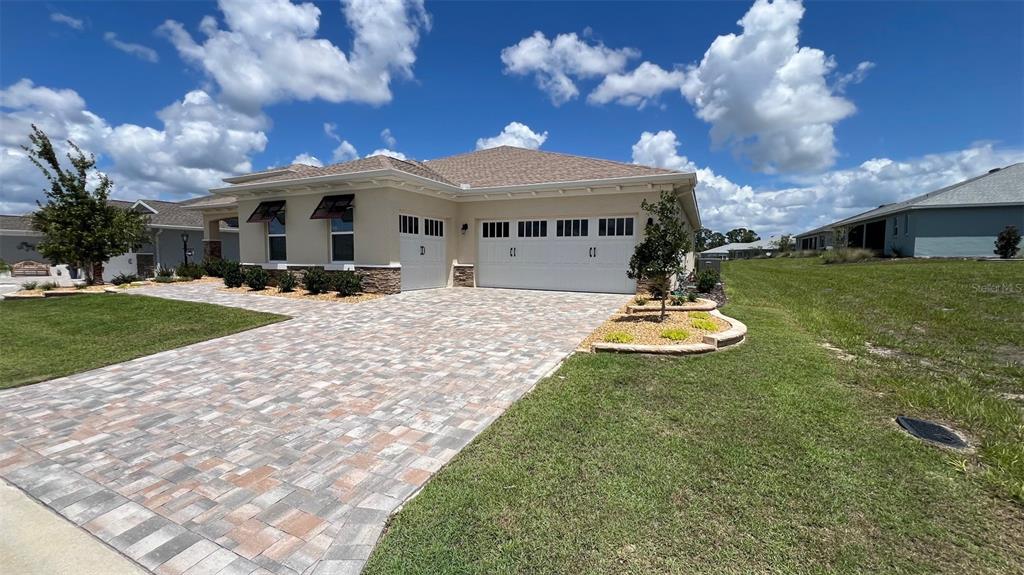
<box><xmin>0</xmin><ymin>294</ymin><xmax>285</xmax><ymax>388</ymax></box>
<box><xmin>364</xmin><ymin>258</ymin><xmax>1024</xmax><ymax>575</ymax></box>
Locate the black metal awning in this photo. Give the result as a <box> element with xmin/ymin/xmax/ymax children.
<box><xmin>310</xmin><ymin>194</ymin><xmax>354</xmax><ymax>220</ymax></box>
<box><xmin>246</xmin><ymin>200</ymin><xmax>286</xmax><ymax>223</ymax></box>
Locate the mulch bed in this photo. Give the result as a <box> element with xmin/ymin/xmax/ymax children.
<box><xmin>580</xmin><ymin>309</ymin><xmax>729</xmax><ymax>350</ymax></box>
<box><xmin>220</xmin><ymin>285</ymin><xmax>382</xmax><ymax>303</ymax></box>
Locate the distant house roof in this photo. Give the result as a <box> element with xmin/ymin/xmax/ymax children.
<box><xmin>220</xmin><ymin>146</ymin><xmax>683</xmax><ymax>190</ymax></box>
<box><xmin>796</xmin><ymin>163</ymin><xmax>1024</xmax><ymax>237</ymax></box>
<box><xmin>700</xmin><ymin>236</ymin><xmax>792</xmax><ymax>254</ymax></box>
<box><xmin>1</xmin><ymin>198</ymin><xmax>237</xmax><ymax>233</ymax></box>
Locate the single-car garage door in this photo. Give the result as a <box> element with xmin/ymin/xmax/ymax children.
<box><xmin>477</xmin><ymin>216</ymin><xmax>637</xmax><ymax>293</ymax></box>
<box><xmin>400</xmin><ymin>214</ymin><xmax>447</xmax><ymax>290</ymax></box>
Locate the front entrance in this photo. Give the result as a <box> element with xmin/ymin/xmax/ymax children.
<box><xmin>136</xmin><ymin>254</ymin><xmax>156</xmax><ymax>278</ymax></box>
<box><xmin>477</xmin><ymin>217</ymin><xmax>637</xmax><ymax>293</ymax></box>
<box><xmin>399</xmin><ymin>214</ymin><xmax>447</xmax><ymax>290</ymax></box>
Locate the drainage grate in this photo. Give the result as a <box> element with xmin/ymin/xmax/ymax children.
<box><xmin>896</xmin><ymin>416</ymin><xmax>967</xmax><ymax>448</ymax></box>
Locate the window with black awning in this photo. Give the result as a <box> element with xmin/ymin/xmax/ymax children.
<box><xmin>247</xmin><ymin>200</ymin><xmax>286</xmax><ymax>223</ymax></box>
<box><xmin>310</xmin><ymin>194</ymin><xmax>354</xmax><ymax>220</ymax></box>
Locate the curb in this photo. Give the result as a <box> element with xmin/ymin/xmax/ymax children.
<box><xmin>592</xmin><ymin>308</ymin><xmax>747</xmax><ymax>355</ymax></box>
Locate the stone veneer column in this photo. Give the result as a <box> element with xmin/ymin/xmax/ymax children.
<box><xmin>355</xmin><ymin>266</ymin><xmax>401</xmax><ymax>294</ymax></box>
<box><xmin>452</xmin><ymin>264</ymin><xmax>475</xmax><ymax>287</ymax></box>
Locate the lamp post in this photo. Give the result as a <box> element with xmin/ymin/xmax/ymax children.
<box><xmin>181</xmin><ymin>232</ymin><xmax>190</xmax><ymax>265</ymax></box>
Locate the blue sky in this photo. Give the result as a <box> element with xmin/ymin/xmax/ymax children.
<box><xmin>2</xmin><ymin>0</ymin><xmax>1022</xmax><ymax>236</ymax></box>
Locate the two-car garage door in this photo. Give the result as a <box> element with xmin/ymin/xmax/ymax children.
<box><xmin>478</xmin><ymin>217</ymin><xmax>637</xmax><ymax>293</ymax></box>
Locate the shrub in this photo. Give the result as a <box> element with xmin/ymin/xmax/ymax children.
<box><xmin>0</xmin><ymin>259</ymin><xmax>9</xmax><ymax>273</ymax></box>
<box><xmin>38</xmin><ymin>281</ymin><xmax>59</xmax><ymax>291</ymax></box>
<box><xmin>21</xmin><ymin>281</ymin><xmax>38</xmax><ymax>290</ymax></box>
<box><xmin>691</xmin><ymin>317</ymin><xmax>718</xmax><ymax>331</ymax></box>
<box><xmin>333</xmin><ymin>271</ymin><xmax>363</xmax><ymax>297</ymax></box>
<box><xmin>303</xmin><ymin>267</ymin><xmax>330</xmax><ymax>295</ymax></box>
<box><xmin>111</xmin><ymin>273</ymin><xmax>139</xmax><ymax>285</ymax></box>
<box><xmin>821</xmin><ymin>248</ymin><xmax>875</xmax><ymax>264</ymax></box>
<box><xmin>176</xmin><ymin>262</ymin><xmax>204</xmax><ymax>280</ymax></box>
<box><xmin>669</xmin><ymin>294</ymin><xmax>685</xmax><ymax>306</ymax></box>
<box><xmin>277</xmin><ymin>270</ymin><xmax>297</xmax><ymax>292</ymax></box>
<box><xmin>696</xmin><ymin>269</ymin><xmax>720</xmax><ymax>293</ymax></box>
<box><xmin>202</xmin><ymin>257</ymin><xmax>226</xmax><ymax>277</ymax></box>
<box><xmin>634</xmin><ymin>295</ymin><xmax>649</xmax><ymax>306</ymax></box>
<box><xmin>648</xmin><ymin>283</ymin><xmax>667</xmax><ymax>300</ymax></box>
<box><xmin>245</xmin><ymin>266</ymin><xmax>270</xmax><ymax>290</ymax></box>
<box><xmin>155</xmin><ymin>266</ymin><xmax>174</xmax><ymax>279</ymax></box>
<box><xmin>686</xmin><ymin>291</ymin><xmax>698</xmax><ymax>303</ymax></box>
<box><xmin>690</xmin><ymin>311</ymin><xmax>712</xmax><ymax>320</ymax></box>
<box><xmin>603</xmin><ymin>331</ymin><xmax>634</xmax><ymax>344</ymax></box>
<box><xmin>994</xmin><ymin>225</ymin><xmax>1021</xmax><ymax>259</ymax></box>
<box><xmin>660</xmin><ymin>328</ymin><xmax>689</xmax><ymax>341</ymax></box>
<box><xmin>222</xmin><ymin>261</ymin><xmax>244</xmax><ymax>288</ymax></box>
<box><xmin>153</xmin><ymin>276</ymin><xmax>176</xmax><ymax>283</ymax></box>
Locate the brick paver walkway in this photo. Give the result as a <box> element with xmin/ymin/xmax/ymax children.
<box><xmin>0</xmin><ymin>283</ymin><xmax>627</xmax><ymax>575</ymax></box>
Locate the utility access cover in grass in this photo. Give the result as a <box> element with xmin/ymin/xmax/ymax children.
<box><xmin>896</xmin><ymin>416</ymin><xmax>967</xmax><ymax>448</ymax></box>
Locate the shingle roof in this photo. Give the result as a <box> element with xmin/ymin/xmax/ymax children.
<box><xmin>796</xmin><ymin>163</ymin><xmax>1024</xmax><ymax>236</ymax></box>
<box><xmin>2</xmin><ymin>199</ymin><xmax>236</xmax><ymax>232</ymax></box>
<box><xmin>700</xmin><ymin>236</ymin><xmax>792</xmax><ymax>254</ymax></box>
<box><xmin>0</xmin><ymin>214</ymin><xmax>35</xmax><ymax>232</ymax></box>
<box><xmin>223</xmin><ymin>146</ymin><xmax>684</xmax><ymax>189</ymax></box>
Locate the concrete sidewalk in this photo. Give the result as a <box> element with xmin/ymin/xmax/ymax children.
<box><xmin>0</xmin><ymin>480</ymin><xmax>144</xmax><ymax>575</ymax></box>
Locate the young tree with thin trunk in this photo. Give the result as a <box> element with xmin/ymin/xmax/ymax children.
<box><xmin>627</xmin><ymin>190</ymin><xmax>693</xmax><ymax>322</ymax></box>
<box><xmin>25</xmin><ymin>125</ymin><xmax>148</xmax><ymax>284</ymax></box>
<box><xmin>994</xmin><ymin>225</ymin><xmax>1021</xmax><ymax>259</ymax></box>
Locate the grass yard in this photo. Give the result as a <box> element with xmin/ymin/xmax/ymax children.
<box><xmin>364</xmin><ymin>258</ymin><xmax>1024</xmax><ymax>575</ymax></box>
<box><xmin>0</xmin><ymin>294</ymin><xmax>285</xmax><ymax>388</ymax></box>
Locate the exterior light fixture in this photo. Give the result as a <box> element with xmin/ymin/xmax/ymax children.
<box><xmin>181</xmin><ymin>232</ymin><xmax>190</xmax><ymax>264</ymax></box>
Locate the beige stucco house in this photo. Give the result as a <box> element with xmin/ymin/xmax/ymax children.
<box><xmin>189</xmin><ymin>146</ymin><xmax>700</xmax><ymax>294</ymax></box>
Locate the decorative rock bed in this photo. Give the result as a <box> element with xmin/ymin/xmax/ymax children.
<box><xmin>625</xmin><ymin>297</ymin><xmax>718</xmax><ymax>314</ymax></box>
<box><xmin>587</xmin><ymin>308</ymin><xmax>747</xmax><ymax>355</ymax></box>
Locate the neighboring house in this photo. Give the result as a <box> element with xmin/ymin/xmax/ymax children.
<box><xmin>0</xmin><ymin>198</ymin><xmax>240</xmax><ymax>281</ymax></box>
<box><xmin>188</xmin><ymin>146</ymin><xmax>701</xmax><ymax>294</ymax></box>
<box><xmin>700</xmin><ymin>236</ymin><xmax>794</xmax><ymax>260</ymax></box>
<box><xmin>795</xmin><ymin>163</ymin><xmax>1024</xmax><ymax>257</ymax></box>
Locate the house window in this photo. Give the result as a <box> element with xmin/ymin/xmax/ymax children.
<box><xmin>893</xmin><ymin>217</ymin><xmax>898</xmax><ymax>237</ymax></box>
<box><xmin>598</xmin><ymin>217</ymin><xmax>634</xmax><ymax>237</ymax></box>
<box><xmin>400</xmin><ymin>214</ymin><xmax>419</xmax><ymax>235</ymax></box>
<box><xmin>517</xmin><ymin>220</ymin><xmax>547</xmax><ymax>238</ymax></box>
<box><xmin>482</xmin><ymin>221</ymin><xmax>509</xmax><ymax>238</ymax></box>
<box><xmin>424</xmin><ymin>218</ymin><xmax>444</xmax><ymax>237</ymax></box>
<box><xmin>904</xmin><ymin>214</ymin><xmax>909</xmax><ymax>235</ymax></box>
<box><xmin>267</xmin><ymin>210</ymin><xmax>287</xmax><ymax>261</ymax></box>
<box><xmin>556</xmin><ymin>219</ymin><xmax>588</xmax><ymax>237</ymax></box>
<box><xmin>331</xmin><ymin>207</ymin><xmax>354</xmax><ymax>262</ymax></box>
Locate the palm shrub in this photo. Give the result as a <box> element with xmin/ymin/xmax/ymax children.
<box><xmin>244</xmin><ymin>267</ymin><xmax>270</xmax><ymax>290</ymax></box>
<box><xmin>994</xmin><ymin>225</ymin><xmax>1021</xmax><ymax>259</ymax></box>
<box><xmin>696</xmin><ymin>269</ymin><xmax>719</xmax><ymax>293</ymax></box>
<box><xmin>222</xmin><ymin>262</ymin><xmax>244</xmax><ymax>288</ymax></box>
<box><xmin>333</xmin><ymin>271</ymin><xmax>363</xmax><ymax>297</ymax></box>
<box><xmin>303</xmin><ymin>267</ymin><xmax>330</xmax><ymax>295</ymax></box>
<box><xmin>277</xmin><ymin>270</ymin><xmax>297</xmax><ymax>292</ymax></box>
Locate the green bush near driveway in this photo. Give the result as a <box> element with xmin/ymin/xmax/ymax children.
<box><xmin>333</xmin><ymin>270</ymin><xmax>363</xmax><ymax>296</ymax></box>
<box><xmin>303</xmin><ymin>267</ymin><xmax>330</xmax><ymax>294</ymax></box>
<box><xmin>244</xmin><ymin>266</ymin><xmax>270</xmax><ymax>290</ymax></box>
<box><xmin>659</xmin><ymin>328</ymin><xmax>688</xmax><ymax>341</ymax></box>
<box><xmin>0</xmin><ymin>294</ymin><xmax>283</xmax><ymax>388</ymax></box>
<box><xmin>222</xmin><ymin>262</ymin><xmax>244</xmax><ymax>288</ymax></box>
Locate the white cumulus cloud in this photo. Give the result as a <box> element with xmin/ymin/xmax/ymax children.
<box><xmin>631</xmin><ymin>130</ymin><xmax>1024</xmax><ymax>237</ymax></box>
<box><xmin>291</xmin><ymin>153</ymin><xmax>323</xmax><ymax>167</ymax></box>
<box><xmin>476</xmin><ymin>121</ymin><xmax>548</xmax><ymax>150</ymax></box>
<box><xmin>158</xmin><ymin>0</ymin><xmax>430</xmax><ymax>113</ymax></box>
<box><xmin>588</xmin><ymin>61</ymin><xmax>685</xmax><ymax>109</ymax></box>
<box><xmin>380</xmin><ymin>128</ymin><xmax>397</xmax><ymax>148</ymax></box>
<box><xmin>50</xmin><ymin>12</ymin><xmax>84</xmax><ymax>30</ymax></box>
<box><xmin>501</xmin><ymin>31</ymin><xmax>638</xmax><ymax>105</ymax></box>
<box><xmin>104</xmin><ymin>32</ymin><xmax>159</xmax><ymax>63</ymax></box>
<box><xmin>369</xmin><ymin>148</ymin><xmax>407</xmax><ymax>160</ymax></box>
<box><xmin>679</xmin><ymin>0</ymin><xmax>863</xmax><ymax>173</ymax></box>
<box><xmin>324</xmin><ymin>122</ymin><xmax>359</xmax><ymax>163</ymax></box>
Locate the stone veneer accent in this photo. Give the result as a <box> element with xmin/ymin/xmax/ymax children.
<box><xmin>203</xmin><ymin>239</ymin><xmax>222</xmax><ymax>259</ymax></box>
<box><xmin>453</xmin><ymin>264</ymin><xmax>475</xmax><ymax>287</ymax></box>
<box><xmin>356</xmin><ymin>266</ymin><xmax>401</xmax><ymax>294</ymax></box>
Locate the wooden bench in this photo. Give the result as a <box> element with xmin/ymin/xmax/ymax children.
<box><xmin>11</xmin><ymin>260</ymin><xmax>51</xmax><ymax>276</ymax></box>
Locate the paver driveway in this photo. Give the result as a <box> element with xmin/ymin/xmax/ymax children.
<box><xmin>0</xmin><ymin>283</ymin><xmax>627</xmax><ymax>575</ymax></box>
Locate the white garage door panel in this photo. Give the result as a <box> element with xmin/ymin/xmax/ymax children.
<box><xmin>477</xmin><ymin>218</ymin><xmax>636</xmax><ymax>294</ymax></box>
<box><xmin>400</xmin><ymin>215</ymin><xmax>447</xmax><ymax>290</ymax></box>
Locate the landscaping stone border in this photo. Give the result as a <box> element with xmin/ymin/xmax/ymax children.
<box><xmin>626</xmin><ymin>297</ymin><xmax>717</xmax><ymax>314</ymax></box>
<box><xmin>592</xmin><ymin>309</ymin><xmax>747</xmax><ymax>355</ymax></box>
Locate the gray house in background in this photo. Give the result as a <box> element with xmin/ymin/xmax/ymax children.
<box><xmin>795</xmin><ymin>163</ymin><xmax>1024</xmax><ymax>257</ymax></box>
<box><xmin>0</xmin><ymin>198</ymin><xmax>240</xmax><ymax>281</ymax></box>
<box><xmin>700</xmin><ymin>236</ymin><xmax>796</xmax><ymax>260</ymax></box>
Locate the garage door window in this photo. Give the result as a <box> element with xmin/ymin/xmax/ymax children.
<box><xmin>400</xmin><ymin>214</ymin><xmax>419</xmax><ymax>235</ymax></box>
<box><xmin>598</xmin><ymin>217</ymin><xmax>633</xmax><ymax>237</ymax></box>
<box><xmin>424</xmin><ymin>218</ymin><xmax>444</xmax><ymax>237</ymax></box>
<box><xmin>482</xmin><ymin>221</ymin><xmax>509</xmax><ymax>238</ymax></box>
<box><xmin>556</xmin><ymin>219</ymin><xmax>588</xmax><ymax>237</ymax></box>
<box><xmin>518</xmin><ymin>220</ymin><xmax>547</xmax><ymax>238</ymax></box>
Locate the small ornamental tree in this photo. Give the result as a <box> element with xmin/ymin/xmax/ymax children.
<box><xmin>994</xmin><ymin>225</ymin><xmax>1021</xmax><ymax>259</ymax></box>
<box><xmin>627</xmin><ymin>190</ymin><xmax>693</xmax><ymax>322</ymax></box>
<box><xmin>25</xmin><ymin>125</ymin><xmax>148</xmax><ymax>284</ymax></box>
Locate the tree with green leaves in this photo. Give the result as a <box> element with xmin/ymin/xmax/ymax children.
<box><xmin>774</xmin><ymin>234</ymin><xmax>793</xmax><ymax>253</ymax></box>
<box><xmin>25</xmin><ymin>125</ymin><xmax>149</xmax><ymax>284</ymax></box>
<box><xmin>627</xmin><ymin>190</ymin><xmax>693</xmax><ymax>322</ymax></box>
<box><xmin>994</xmin><ymin>225</ymin><xmax>1021</xmax><ymax>259</ymax></box>
<box><xmin>726</xmin><ymin>227</ymin><xmax>760</xmax><ymax>244</ymax></box>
